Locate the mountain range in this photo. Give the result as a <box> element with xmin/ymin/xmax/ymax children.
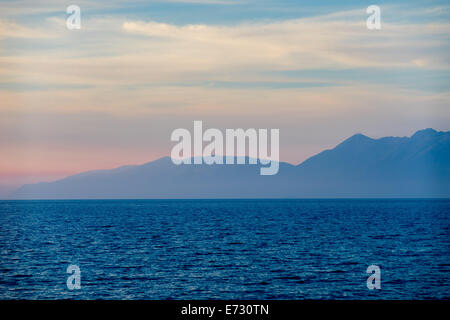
<box><xmin>12</xmin><ymin>128</ymin><xmax>450</xmax><ymax>199</ymax></box>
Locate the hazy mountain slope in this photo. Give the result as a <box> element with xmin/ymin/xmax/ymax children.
<box><xmin>295</xmin><ymin>128</ymin><xmax>450</xmax><ymax>196</ymax></box>
<box><xmin>12</xmin><ymin>129</ymin><xmax>450</xmax><ymax>199</ymax></box>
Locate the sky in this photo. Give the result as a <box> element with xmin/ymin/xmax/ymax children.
<box><xmin>0</xmin><ymin>0</ymin><xmax>449</xmax><ymax>196</ymax></box>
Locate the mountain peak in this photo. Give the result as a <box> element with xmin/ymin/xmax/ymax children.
<box><xmin>349</xmin><ymin>133</ymin><xmax>371</xmax><ymax>140</ymax></box>
<box><xmin>336</xmin><ymin>133</ymin><xmax>373</xmax><ymax>148</ymax></box>
<box><xmin>411</xmin><ymin>128</ymin><xmax>438</xmax><ymax>139</ymax></box>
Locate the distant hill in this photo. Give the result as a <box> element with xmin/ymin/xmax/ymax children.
<box><xmin>12</xmin><ymin>129</ymin><xmax>450</xmax><ymax>199</ymax></box>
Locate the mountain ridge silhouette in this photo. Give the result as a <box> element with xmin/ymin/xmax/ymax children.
<box><xmin>12</xmin><ymin>128</ymin><xmax>450</xmax><ymax>199</ymax></box>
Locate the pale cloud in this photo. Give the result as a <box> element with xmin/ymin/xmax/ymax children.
<box><xmin>0</xmin><ymin>7</ymin><xmax>448</xmax><ymax>89</ymax></box>
<box><xmin>1</xmin><ymin>8</ymin><xmax>448</xmax><ymax>102</ymax></box>
<box><xmin>0</xmin><ymin>20</ymin><xmax>54</xmax><ymax>39</ymax></box>
<box><xmin>0</xmin><ymin>0</ymin><xmax>243</xmax><ymax>17</ymax></box>
<box><xmin>121</xmin><ymin>15</ymin><xmax>450</xmax><ymax>70</ymax></box>
<box><xmin>0</xmin><ymin>8</ymin><xmax>448</xmax><ymax>116</ymax></box>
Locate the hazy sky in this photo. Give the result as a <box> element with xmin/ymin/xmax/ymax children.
<box><xmin>0</xmin><ymin>0</ymin><xmax>449</xmax><ymax>194</ymax></box>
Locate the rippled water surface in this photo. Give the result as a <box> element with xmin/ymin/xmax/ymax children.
<box><xmin>0</xmin><ymin>199</ymin><xmax>449</xmax><ymax>299</ymax></box>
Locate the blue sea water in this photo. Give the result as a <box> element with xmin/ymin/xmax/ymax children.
<box><xmin>0</xmin><ymin>199</ymin><xmax>448</xmax><ymax>299</ymax></box>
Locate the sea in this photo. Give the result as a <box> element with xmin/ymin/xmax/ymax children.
<box><xmin>0</xmin><ymin>199</ymin><xmax>448</xmax><ymax>299</ymax></box>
